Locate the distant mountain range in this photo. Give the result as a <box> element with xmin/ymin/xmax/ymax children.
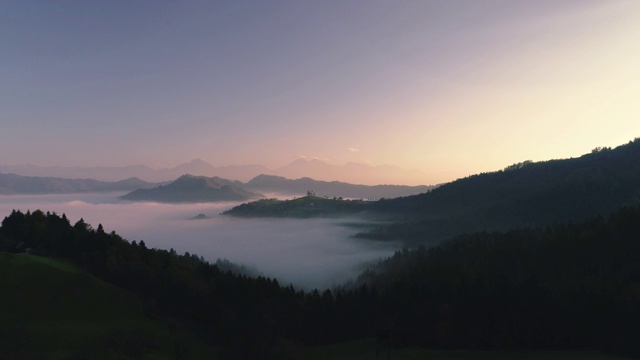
<box><xmin>0</xmin><ymin>173</ymin><xmax>155</xmax><ymax>195</ymax></box>
<box><xmin>0</xmin><ymin>159</ymin><xmax>431</xmax><ymax>186</ymax></box>
<box><xmin>0</xmin><ymin>161</ymin><xmax>269</xmax><ymax>184</ymax></box>
<box><xmin>121</xmin><ymin>174</ymin><xmax>432</xmax><ymax>203</ymax></box>
<box><xmin>245</xmin><ymin>174</ymin><xmax>434</xmax><ymax>199</ymax></box>
<box><xmin>0</xmin><ymin>171</ymin><xmax>433</xmax><ymax>201</ymax></box>
<box><xmin>121</xmin><ymin>175</ymin><xmax>264</xmax><ymax>203</ymax></box>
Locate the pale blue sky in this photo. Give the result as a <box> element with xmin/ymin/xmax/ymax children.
<box><xmin>2</xmin><ymin>0</ymin><xmax>638</xmax><ymax>183</ymax></box>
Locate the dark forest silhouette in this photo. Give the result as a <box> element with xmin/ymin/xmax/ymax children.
<box><xmin>2</xmin><ymin>206</ymin><xmax>640</xmax><ymax>358</ymax></box>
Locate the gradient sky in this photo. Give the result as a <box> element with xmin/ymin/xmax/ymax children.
<box><xmin>2</xmin><ymin>0</ymin><xmax>639</xmax><ymax>184</ymax></box>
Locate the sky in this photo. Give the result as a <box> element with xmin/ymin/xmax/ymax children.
<box><xmin>2</xmin><ymin>0</ymin><xmax>639</xmax><ymax>184</ymax></box>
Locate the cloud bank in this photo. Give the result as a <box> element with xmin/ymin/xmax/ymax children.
<box><xmin>0</xmin><ymin>193</ymin><xmax>397</xmax><ymax>289</ymax></box>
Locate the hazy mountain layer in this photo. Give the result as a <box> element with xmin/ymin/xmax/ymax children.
<box><xmin>0</xmin><ymin>173</ymin><xmax>154</xmax><ymax>194</ymax></box>
<box><xmin>0</xmin><ymin>161</ymin><xmax>269</xmax><ymax>183</ymax></box>
<box><xmin>0</xmin><ymin>170</ymin><xmax>432</xmax><ymax>200</ymax></box>
<box><xmin>121</xmin><ymin>174</ymin><xmax>264</xmax><ymax>203</ymax></box>
<box><xmin>0</xmin><ymin>159</ymin><xmax>430</xmax><ymax>185</ymax></box>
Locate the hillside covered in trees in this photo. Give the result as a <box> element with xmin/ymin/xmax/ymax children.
<box><xmin>2</xmin><ymin>205</ymin><xmax>640</xmax><ymax>358</ymax></box>
<box><xmin>366</xmin><ymin>139</ymin><xmax>640</xmax><ymax>242</ymax></box>
<box><xmin>222</xmin><ymin>195</ymin><xmax>373</xmax><ymax>218</ymax></box>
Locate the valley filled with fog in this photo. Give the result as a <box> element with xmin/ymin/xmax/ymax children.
<box><xmin>0</xmin><ymin>193</ymin><xmax>397</xmax><ymax>289</ymax></box>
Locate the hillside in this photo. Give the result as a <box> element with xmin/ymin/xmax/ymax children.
<box><xmin>2</xmin><ymin>207</ymin><xmax>640</xmax><ymax>358</ymax></box>
<box><xmin>0</xmin><ymin>252</ymin><xmax>218</xmax><ymax>359</ymax></box>
<box><xmin>121</xmin><ymin>174</ymin><xmax>264</xmax><ymax>203</ymax></box>
<box><xmin>223</xmin><ymin>195</ymin><xmax>372</xmax><ymax>218</ymax></box>
<box><xmin>0</xmin><ymin>210</ymin><xmax>315</xmax><ymax>358</ymax></box>
<box><xmin>365</xmin><ymin>138</ymin><xmax>640</xmax><ymax>242</ymax></box>
<box><xmin>351</xmin><ymin>206</ymin><xmax>640</xmax><ymax>356</ymax></box>
<box><xmin>246</xmin><ymin>174</ymin><xmax>434</xmax><ymax>199</ymax></box>
<box><xmin>0</xmin><ymin>173</ymin><xmax>155</xmax><ymax>194</ymax></box>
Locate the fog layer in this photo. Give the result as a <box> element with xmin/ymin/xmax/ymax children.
<box><xmin>0</xmin><ymin>193</ymin><xmax>397</xmax><ymax>289</ymax></box>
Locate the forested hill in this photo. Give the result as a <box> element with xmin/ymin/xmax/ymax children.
<box><xmin>121</xmin><ymin>174</ymin><xmax>264</xmax><ymax>203</ymax></box>
<box><xmin>366</xmin><ymin>138</ymin><xmax>640</xmax><ymax>242</ymax></box>
<box><xmin>354</xmin><ymin>205</ymin><xmax>640</xmax><ymax>355</ymax></box>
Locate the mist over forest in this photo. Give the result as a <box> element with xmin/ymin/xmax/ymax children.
<box><xmin>0</xmin><ymin>193</ymin><xmax>395</xmax><ymax>289</ymax></box>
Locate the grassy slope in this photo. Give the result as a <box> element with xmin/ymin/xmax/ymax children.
<box><xmin>305</xmin><ymin>339</ymin><xmax>633</xmax><ymax>360</ymax></box>
<box><xmin>0</xmin><ymin>252</ymin><xmax>218</xmax><ymax>360</ymax></box>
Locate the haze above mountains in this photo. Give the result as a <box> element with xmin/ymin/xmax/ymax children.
<box><xmin>0</xmin><ymin>158</ymin><xmax>431</xmax><ymax>186</ymax></box>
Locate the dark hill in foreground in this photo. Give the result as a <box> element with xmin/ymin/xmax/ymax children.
<box><xmin>0</xmin><ymin>252</ymin><xmax>218</xmax><ymax>359</ymax></box>
<box><xmin>2</xmin><ymin>206</ymin><xmax>640</xmax><ymax>358</ymax></box>
<box><xmin>121</xmin><ymin>174</ymin><xmax>264</xmax><ymax>203</ymax></box>
<box><xmin>354</xmin><ymin>206</ymin><xmax>640</xmax><ymax>356</ymax></box>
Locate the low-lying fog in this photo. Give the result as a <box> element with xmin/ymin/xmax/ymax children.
<box><xmin>0</xmin><ymin>193</ymin><xmax>398</xmax><ymax>290</ymax></box>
